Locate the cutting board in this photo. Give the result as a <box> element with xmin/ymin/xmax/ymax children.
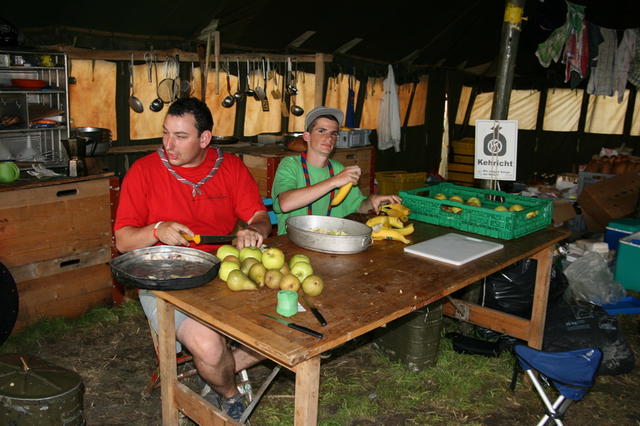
<box><xmin>404</xmin><ymin>233</ymin><xmax>504</xmax><ymax>266</ymax></box>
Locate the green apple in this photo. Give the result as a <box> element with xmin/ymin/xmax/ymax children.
<box><xmin>216</xmin><ymin>245</ymin><xmax>239</xmax><ymax>261</ymax></box>
<box><xmin>279</xmin><ymin>273</ymin><xmax>301</xmax><ymax>291</ymax></box>
<box><xmin>239</xmin><ymin>246</ymin><xmax>263</xmax><ymax>263</ymax></box>
<box><xmin>264</xmin><ymin>269</ymin><xmax>284</xmax><ymax>289</ymax></box>
<box><xmin>218</xmin><ymin>260</ymin><xmax>240</xmax><ymax>282</ymax></box>
<box><xmin>261</xmin><ymin>247</ymin><xmax>286</xmax><ymax>270</ymax></box>
<box><xmin>302</xmin><ymin>275</ymin><xmax>324</xmax><ymax>296</ymax></box>
<box><xmin>240</xmin><ymin>257</ymin><xmax>260</xmax><ymax>275</ymax></box>
<box><xmin>288</xmin><ymin>253</ymin><xmax>310</xmax><ymax>269</ymax></box>
<box><xmin>291</xmin><ymin>261</ymin><xmax>314</xmax><ymax>282</ymax></box>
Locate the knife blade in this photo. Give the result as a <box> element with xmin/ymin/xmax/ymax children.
<box><xmin>261</xmin><ymin>314</ymin><xmax>323</xmax><ymax>339</ymax></box>
<box><xmin>301</xmin><ymin>294</ymin><xmax>327</xmax><ymax>326</ymax></box>
<box><xmin>182</xmin><ymin>234</ymin><xmax>236</xmax><ymax>244</ymax></box>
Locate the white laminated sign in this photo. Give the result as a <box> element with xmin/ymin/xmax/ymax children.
<box><xmin>474</xmin><ymin>120</ymin><xmax>518</xmax><ymax>181</ymax></box>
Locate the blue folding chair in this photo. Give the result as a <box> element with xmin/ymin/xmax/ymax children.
<box><xmin>512</xmin><ymin>345</ymin><xmax>602</xmax><ymax>426</ymax></box>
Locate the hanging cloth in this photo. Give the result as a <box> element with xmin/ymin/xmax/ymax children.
<box><xmin>377</xmin><ymin>64</ymin><xmax>401</xmax><ymax>152</ymax></box>
<box><xmin>300</xmin><ymin>151</ymin><xmax>335</xmax><ymax>215</ymax></box>
<box><xmin>613</xmin><ymin>29</ymin><xmax>638</xmax><ymax>103</ymax></box>
<box><xmin>535</xmin><ymin>1</ymin><xmax>586</xmax><ymax>68</ymax></box>
<box><xmin>345</xmin><ymin>74</ymin><xmax>357</xmax><ymax>128</ymax></box>
<box><xmin>628</xmin><ymin>29</ymin><xmax>640</xmax><ymax>89</ymax></box>
<box><xmin>157</xmin><ymin>146</ymin><xmax>224</xmax><ymax>197</ymax></box>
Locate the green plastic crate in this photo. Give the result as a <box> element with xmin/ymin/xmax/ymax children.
<box><xmin>399</xmin><ymin>182</ymin><xmax>553</xmax><ymax>240</ymax></box>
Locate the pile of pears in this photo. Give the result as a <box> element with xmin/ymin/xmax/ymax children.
<box><xmin>433</xmin><ymin>192</ymin><xmax>537</xmax><ymax>217</ymax></box>
<box><xmin>216</xmin><ymin>245</ymin><xmax>324</xmax><ymax>296</ymax></box>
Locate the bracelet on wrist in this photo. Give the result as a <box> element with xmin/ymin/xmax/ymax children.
<box><xmin>153</xmin><ymin>221</ymin><xmax>164</xmax><ymax>241</ymax></box>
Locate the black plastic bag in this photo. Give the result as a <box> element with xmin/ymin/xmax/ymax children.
<box><xmin>483</xmin><ymin>259</ymin><xmax>568</xmax><ymax>318</ymax></box>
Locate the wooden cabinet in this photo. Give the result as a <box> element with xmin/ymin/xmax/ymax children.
<box><xmin>0</xmin><ymin>174</ymin><xmax>115</xmax><ymax>331</ymax></box>
<box><xmin>224</xmin><ymin>144</ymin><xmax>375</xmax><ymax>198</ymax></box>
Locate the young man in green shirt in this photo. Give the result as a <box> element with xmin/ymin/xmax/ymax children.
<box><xmin>271</xmin><ymin>106</ymin><xmax>401</xmax><ymax>235</ymax></box>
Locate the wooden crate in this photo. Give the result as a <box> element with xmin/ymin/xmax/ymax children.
<box><xmin>0</xmin><ymin>176</ymin><xmax>115</xmax><ymax>330</ymax></box>
<box><xmin>14</xmin><ymin>263</ymin><xmax>114</xmax><ymax>331</ymax></box>
<box><xmin>448</xmin><ymin>138</ymin><xmax>476</xmax><ymax>186</ymax></box>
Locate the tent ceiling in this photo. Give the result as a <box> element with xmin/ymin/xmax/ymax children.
<box><xmin>2</xmin><ymin>0</ymin><xmax>639</xmax><ymax>75</ymax></box>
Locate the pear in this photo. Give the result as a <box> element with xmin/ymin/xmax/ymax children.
<box><xmin>226</xmin><ymin>270</ymin><xmax>258</xmax><ymax>291</ymax></box>
<box><xmin>240</xmin><ymin>257</ymin><xmax>260</xmax><ymax>275</ymax></box>
<box><xmin>279</xmin><ymin>273</ymin><xmax>301</xmax><ymax>291</ymax></box>
<box><xmin>279</xmin><ymin>263</ymin><xmax>290</xmax><ymax>275</ymax></box>
<box><xmin>302</xmin><ymin>275</ymin><xmax>324</xmax><ymax>296</ymax></box>
<box><xmin>222</xmin><ymin>255</ymin><xmax>240</xmax><ymax>265</ymax></box>
<box><xmin>264</xmin><ymin>269</ymin><xmax>284</xmax><ymax>289</ymax></box>
<box><xmin>248</xmin><ymin>262</ymin><xmax>267</xmax><ymax>287</ymax></box>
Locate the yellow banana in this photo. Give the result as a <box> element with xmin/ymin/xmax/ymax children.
<box><xmin>331</xmin><ymin>183</ymin><xmax>353</xmax><ymax>206</ymax></box>
<box><xmin>372</xmin><ymin>227</ymin><xmax>411</xmax><ymax>244</ymax></box>
<box><xmin>366</xmin><ymin>215</ymin><xmax>390</xmax><ymax>227</ymax></box>
<box><xmin>394</xmin><ymin>223</ymin><xmax>414</xmax><ymax>236</ymax></box>
<box><xmin>380</xmin><ymin>203</ymin><xmax>411</xmax><ymax>217</ymax></box>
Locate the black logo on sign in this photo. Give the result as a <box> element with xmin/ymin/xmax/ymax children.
<box><xmin>483</xmin><ymin>123</ymin><xmax>507</xmax><ymax>156</ymax></box>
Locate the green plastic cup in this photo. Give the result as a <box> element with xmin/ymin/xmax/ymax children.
<box><xmin>276</xmin><ymin>290</ymin><xmax>298</xmax><ymax>317</ymax></box>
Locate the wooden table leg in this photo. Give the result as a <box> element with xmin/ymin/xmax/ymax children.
<box><xmin>157</xmin><ymin>297</ymin><xmax>179</xmax><ymax>426</ymax></box>
<box><xmin>294</xmin><ymin>357</ymin><xmax>320</xmax><ymax>426</ymax></box>
<box><xmin>528</xmin><ymin>246</ymin><xmax>554</xmax><ymax>350</ymax></box>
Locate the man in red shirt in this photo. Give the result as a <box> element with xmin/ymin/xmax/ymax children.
<box><xmin>114</xmin><ymin>97</ymin><xmax>271</xmax><ymax>421</ymax></box>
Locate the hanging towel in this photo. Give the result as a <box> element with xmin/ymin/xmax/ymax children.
<box><xmin>535</xmin><ymin>1</ymin><xmax>586</xmax><ymax>68</ymax></box>
<box><xmin>377</xmin><ymin>64</ymin><xmax>401</xmax><ymax>152</ymax></box>
<box><xmin>628</xmin><ymin>29</ymin><xmax>640</xmax><ymax>89</ymax></box>
<box><xmin>586</xmin><ymin>28</ymin><xmax>617</xmax><ymax>97</ymax></box>
<box><xmin>614</xmin><ymin>29</ymin><xmax>638</xmax><ymax>103</ymax></box>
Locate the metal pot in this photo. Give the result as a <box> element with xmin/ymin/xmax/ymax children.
<box><xmin>286</xmin><ymin>215</ymin><xmax>372</xmax><ymax>254</ymax></box>
<box><xmin>0</xmin><ymin>353</ymin><xmax>85</xmax><ymax>425</ymax></box>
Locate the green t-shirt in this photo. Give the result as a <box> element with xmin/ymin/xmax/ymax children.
<box><xmin>271</xmin><ymin>155</ymin><xmax>367</xmax><ymax>235</ymax></box>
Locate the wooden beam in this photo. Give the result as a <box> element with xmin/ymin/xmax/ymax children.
<box><xmin>314</xmin><ymin>53</ymin><xmax>325</xmax><ymax>107</ymax></box>
<box><xmin>44</xmin><ymin>44</ymin><xmax>331</xmax><ymax>63</ymax></box>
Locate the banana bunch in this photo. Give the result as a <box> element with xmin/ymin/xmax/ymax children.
<box><xmin>368</xmin><ymin>212</ymin><xmax>414</xmax><ymax>244</ymax></box>
<box><xmin>380</xmin><ymin>203</ymin><xmax>411</xmax><ymax>222</ymax></box>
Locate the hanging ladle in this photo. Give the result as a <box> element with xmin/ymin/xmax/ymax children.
<box><xmin>245</xmin><ymin>59</ymin><xmax>256</xmax><ymax>98</ymax></box>
<box><xmin>221</xmin><ymin>59</ymin><xmax>235</xmax><ymax>108</ymax></box>
<box><xmin>150</xmin><ymin>55</ymin><xmax>164</xmax><ymax>112</ymax></box>
<box><xmin>128</xmin><ymin>53</ymin><xmax>144</xmax><ymax>113</ymax></box>
<box><xmin>233</xmin><ymin>58</ymin><xmax>245</xmax><ymax>102</ymax></box>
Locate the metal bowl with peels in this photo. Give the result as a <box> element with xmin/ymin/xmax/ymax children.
<box><xmin>286</xmin><ymin>215</ymin><xmax>372</xmax><ymax>254</ymax></box>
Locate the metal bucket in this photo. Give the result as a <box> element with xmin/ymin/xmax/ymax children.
<box><xmin>372</xmin><ymin>301</ymin><xmax>444</xmax><ymax>371</ymax></box>
<box><xmin>0</xmin><ymin>353</ymin><xmax>85</xmax><ymax>425</ymax></box>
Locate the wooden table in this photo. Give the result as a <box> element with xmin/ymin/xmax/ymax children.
<box><xmin>154</xmin><ymin>223</ymin><xmax>569</xmax><ymax>425</ymax></box>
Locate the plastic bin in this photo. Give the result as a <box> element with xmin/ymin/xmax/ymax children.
<box><xmin>337</xmin><ymin>129</ymin><xmax>372</xmax><ymax>148</ymax></box>
<box><xmin>604</xmin><ymin>218</ymin><xmax>640</xmax><ymax>251</ymax></box>
<box><xmin>399</xmin><ymin>182</ymin><xmax>553</xmax><ymax>240</ymax></box>
<box><xmin>577</xmin><ymin>171</ymin><xmax>614</xmax><ymax>195</ymax></box>
<box><xmin>375</xmin><ymin>171</ymin><xmax>427</xmax><ymax>195</ymax></box>
<box><xmin>614</xmin><ymin>232</ymin><xmax>640</xmax><ymax>291</ymax></box>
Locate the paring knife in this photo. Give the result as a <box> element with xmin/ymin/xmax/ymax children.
<box><xmin>301</xmin><ymin>294</ymin><xmax>327</xmax><ymax>326</ymax></box>
<box><xmin>182</xmin><ymin>234</ymin><xmax>236</xmax><ymax>244</ymax></box>
<box><xmin>261</xmin><ymin>314</ymin><xmax>323</xmax><ymax>339</ymax></box>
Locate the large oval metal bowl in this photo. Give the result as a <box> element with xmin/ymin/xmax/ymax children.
<box><xmin>109</xmin><ymin>246</ymin><xmax>220</xmax><ymax>290</ymax></box>
<box><xmin>286</xmin><ymin>215</ymin><xmax>372</xmax><ymax>254</ymax></box>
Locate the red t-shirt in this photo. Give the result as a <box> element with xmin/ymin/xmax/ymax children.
<box><xmin>114</xmin><ymin>147</ymin><xmax>265</xmax><ymax>252</ymax></box>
